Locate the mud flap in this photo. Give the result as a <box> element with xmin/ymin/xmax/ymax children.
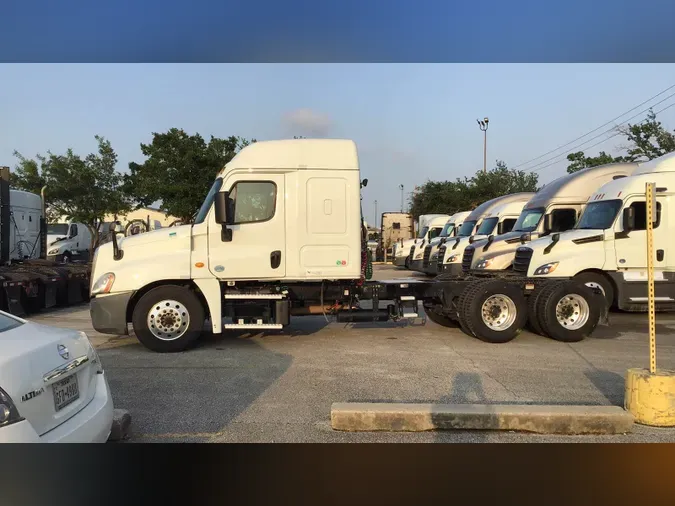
<box><xmin>3</xmin><ymin>283</ymin><xmax>27</xmax><ymax>316</ymax></box>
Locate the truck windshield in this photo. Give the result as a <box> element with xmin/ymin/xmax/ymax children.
<box><xmin>476</xmin><ymin>217</ymin><xmax>499</xmax><ymax>235</ymax></box>
<box><xmin>576</xmin><ymin>200</ymin><xmax>622</xmax><ymax>230</ymax></box>
<box><xmin>513</xmin><ymin>208</ymin><xmax>544</xmax><ymax>232</ymax></box>
<box><xmin>439</xmin><ymin>222</ymin><xmax>455</xmax><ymax>237</ymax></box>
<box><xmin>457</xmin><ymin>220</ymin><xmax>477</xmax><ymax>237</ymax></box>
<box><xmin>417</xmin><ymin>226</ymin><xmax>429</xmax><ymax>238</ymax></box>
<box><xmin>48</xmin><ymin>224</ymin><xmax>69</xmax><ymax>235</ymax></box>
<box><xmin>194</xmin><ymin>178</ymin><xmax>223</xmax><ymax>225</ymax></box>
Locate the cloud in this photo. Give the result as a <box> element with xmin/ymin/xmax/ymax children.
<box><xmin>281</xmin><ymin>108</ymin><xmax>333</xmax><ymax>137</ymax></box>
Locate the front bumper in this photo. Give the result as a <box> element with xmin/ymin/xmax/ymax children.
<box><xmin>393</xmin><ymin>256</ymin><xmax>408</xmax><ymax>267</ymax></box>
<box><xmin>90</xmin><ymin>291</ymin><xmax>135</xmax><ymax>335</ymax></box>
<box><xmin>410</xmin><ymin>259</ymin><xmax>425</xmax><ymax>272</ymax></box>
<box><xmin>441</xmin><ymin>263</ymin><xmax>464</xmax><ymax>277</ymax></box>
<box><xmin>0</xmin><ymin>372</ymin><xmax>114</xmax><ymax>443</ymax></box>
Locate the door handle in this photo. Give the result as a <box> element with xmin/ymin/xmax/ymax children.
<box><xmin>657</xmin><ymin>249</ymin><xmax>664</xmax><ymax>262</ymax></box>
<box><xmin>270</xmin><ymin>250</ymin><xmax>281</xmax><ymax>269</ymax></box>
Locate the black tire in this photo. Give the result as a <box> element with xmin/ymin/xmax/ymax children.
<box><xmin>526</xmin><ymin>283</ymin><xmax>556</xmax><ymax>337</ymax></box>
<box><xmin>537</xmin><ymin>280</ymin><xmax>602</xmax><ymax>343</ymax></box>
<box><xmin>132</xmin><ymin>285</ymin><xmax>205</xmax><ymax>352</ymax></box>
<box><xmin>462</xmin><ymin>279</ymin><xmax>528</xmax><ymax>343</ymax></box>
<box><xmin>573</xmin><ymin>271</ymin><xmax>615</xmax><ymax>310</ymax></box>
<box><xmin>456</xmin><ymin>282</ymin><xmax>480</xmax><ymax>336</ymax></box>
<box><xmin>404</xmin><ymin>256</ymin><xmax>410</xmax><ymax>269</ymax></box>
<box><xmin>423</xmin><ymin>303</ymin><xmax>459</xmax><ymax>328</ymax></box>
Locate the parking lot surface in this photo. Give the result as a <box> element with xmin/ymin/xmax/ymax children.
<box><xmin>28</xmin><ymin>265</ymin><xmax>675</xmax><ymax>443</ymax></box>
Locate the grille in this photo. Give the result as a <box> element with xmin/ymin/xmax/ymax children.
<box><xmin>422</xmin><ymin>245</ymin><xmax>433</xmax><ymax>268</ymax></box>
<box><xmin>437</xmin><ymin>245</ymin><xmax>447</xmax><ymax>272</ymax></box>
<box><xmin>513</xmin><ymin>247</ymin><xmax>534</xmax><ymax>274</ymax></box>
<box><xmin>408</xmin><ymin>245</ymin><xmax>416</xmax><ymax>264</ymax></box>
<box><xmin>462</xmin><ymin>246</ymin><xmax>475</xmax><ymax>272</ymax></box>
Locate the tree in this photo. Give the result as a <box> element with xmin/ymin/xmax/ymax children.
<box><xmin>565</xmin><ymin>151</ymin><xmax>627</xmax><ymax>174</ymax></box>
<box><xmin>617</xmin><ymin>109</ymin><xmax>675</xmax><ymax>161</ymax></box>
<box><xmin>409</xmin><ymin>160</ymin><xmax>539</xmax><ymax>218</ymax></box>
<box><xmin>13</xmin><ymin>136</ymin><xmax>131</xmax><ymax>252</ymax></box>
<box><xmin>125</xmin><ymin>129</ymin><xmax>255</xmax><ymax>223</ymax></box>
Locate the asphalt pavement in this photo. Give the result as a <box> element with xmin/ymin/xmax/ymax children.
<box><xmin>28</xmin><ymin>265</ymin><xmax>675</xmax><ymax>443</ymax></box>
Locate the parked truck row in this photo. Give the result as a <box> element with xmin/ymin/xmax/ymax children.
<box><xmin>88</xmin><ymin>138</ymin><xmax>630</xmax><ymax>353</ymax></box>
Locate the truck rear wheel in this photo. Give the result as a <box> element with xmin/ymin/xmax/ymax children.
<box><xmin>461</xmin><ymin>279</ymin><xmax>528</xmax><ymax>343</ymax></box>
<box><xmin>536</xmin><ymin>280</ymin><xmax>601</xmax><ymax>342</ymax></box>
<box><xmin>132</xmin><ymin>285</ymin><xmax>205</xmax><ymax>352</ymax></box>
<box><xmin>423</xmin><ymin>302</ymin><xmax>459</xmax><ymax>328</ymax></box>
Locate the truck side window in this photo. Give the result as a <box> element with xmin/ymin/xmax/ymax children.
<box><xmin>69</xmin><ymin>224</ymin><xmax>78</xmax><ymax>237</ymax></box>
<box><xmin>229</xmin><ymin>181</ymin><xmax>277</xmax><ymax>224</ymax></box>
<box><xmin>550</xmin><ymin>209</ymin><xmax>576</xmax><ymax>232</ymax></box>
<box><xmin>429</xmin><ymin>227</ymin><xmax>441</xmax><ymax>240</ymax></box>
<box><xmin>629</xmin><ymin>201</ymin><xmax>661</xmax><ymax>230</ymax></box>
<box><xmin>392</xmin><ymin>222</ymin><xmax>401</xmax><ymax>229</ymax></box>
<box><xmin>499</xmin><ymin>218</ymin><xmax>517</xmax><ymax>234</ymax></box>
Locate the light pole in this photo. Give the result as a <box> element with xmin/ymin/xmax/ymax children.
<box><xmin>399</xmin><ymin>184</ymin><xmax>404</xmax><ymax>212</ymax></box>
<box><xmin>374</xmin><ymin>200</ymin><xmax>378</xmax><ymax>228</ymax></box>
<box><xmin>477</xmin><ymin>117</ymin><xmax>489</xmax><ymax>173</ymax></box>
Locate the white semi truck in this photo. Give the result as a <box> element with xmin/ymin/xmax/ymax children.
<box><xmin>88</xmin><ymin>139</ymin><xmax>606</xmax><ymax>351</ymax></box>
<box><xmin>512</xmin><ymin>152</ymin><xmax>675</xmax><ymax>321</ymax></box>
<box><xmin>406</xmin><ymin>215</ymin><xmax>452</xmax><ymax>271</ymax></box>
<box><xmin>392</xmin><ymin>214</ymin><xmax>449</xmax><ymax>268</ymax></box>
<box><xmin>410</xmin><ymin>211</ymin><xmax>471</xmax><ymax>275</ymax></box>
<box><xmin>459</xmin><ymin>162</ymin><xmax>638</xmax><ymax>277</ymax></box>
<box><xmin>437</xmin><ymin>192</ymin><xmax>535</xmax><ymax>276</ymax></box>
<box><xmin>46</xmin><ymin>219</ymin><xmax>93</xmax><ymax>262</ymax></box>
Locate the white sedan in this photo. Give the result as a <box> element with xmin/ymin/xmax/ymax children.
<box><xmin>0</xmin><ymin>311</ymin><xmax>113</xmax><ymax>443</ymax></box>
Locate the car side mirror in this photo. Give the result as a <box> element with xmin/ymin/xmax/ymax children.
<box><xmin>543</xmin><ymin>213</ymin><xmax>553</xmax><ymax>234</ymax></box>
<box><xmin>623</xmin><ymin>207</ymin><xmax>635</xmax><ymax>232</ymax></box>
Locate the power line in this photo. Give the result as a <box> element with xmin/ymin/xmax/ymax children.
<box><xmin>529</xmin><ymin>101</ymin><xmax>675</xmax><ymax>174</ymax></box>
<box><xmin>511</xmin><ymin>83</ymin><xmax>675</xmax><ymax>171</ymax></box>
<box><xmin>524</xmin><ymin>91</ymin><xmax>675</xmax><ymax>173</ymax></box>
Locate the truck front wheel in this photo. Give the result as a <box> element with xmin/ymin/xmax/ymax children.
<box><xmin>537</xmin><ymin>280</ymin><xmax>602</xmax><ymax>342</ymax></box>
<box><xmin>132</xmin><ymin>285</ymin><xmax>205</xmax><ymax>352</ymax></box>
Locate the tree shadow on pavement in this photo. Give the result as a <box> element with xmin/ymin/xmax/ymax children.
<box><xmin>433</xmin><ymin>371</ymin><xmax>490</xmax><ymax>443</ymax></box>
<box><xmin>103</xmin><ymin>334</ymin><xmax>293</xmax><ymax>442</ymax></box>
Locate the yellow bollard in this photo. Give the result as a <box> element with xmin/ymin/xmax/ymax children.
<box><xmin>624</xmin><ymin>183</ymin><xmax>675</xmax><ymax>427</ymax></box>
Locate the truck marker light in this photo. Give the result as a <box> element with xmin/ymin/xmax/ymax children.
<box><xmin>195</xmin><ymin>262</ymin><xmax>204</xmax><ymax>268</ymax></box>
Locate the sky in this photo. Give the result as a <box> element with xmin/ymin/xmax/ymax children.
<box><xmin>2</xmin><ymin>63</ymin><xmax>675</xmax><ymax>226</ymax></box>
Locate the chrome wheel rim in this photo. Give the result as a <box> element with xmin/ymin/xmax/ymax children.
<box><xmin>147</xmin><ymin>299</ymin><xmax>190</xmax><ymax>341</ymax></box>
<box><xmin>555</xmin><ymin>294</ymin><xmax>589</xmax><ymax>330</ymax></box>
<box><xmin>481</xmin><ymin>294</ymin><xmax>517</xmax><ymax>331</ymax></box>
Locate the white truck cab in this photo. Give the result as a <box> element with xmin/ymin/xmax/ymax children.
<box><xmin>393</xmin><ymin>214</ymin><xmax>449</xmax><ymax>268</ymax></box>
<box><xmin>418</xmin><ymin>211</ymin><xmax>471</xmax><ymax>275</ymax></box>
<box><xmin>465</xmin><ymin>162</ymin><xmax>638</xmax><ymax>274</ymax></box>
<box><xmin>408</xmin><ymin>215</ymin><xmax>454</xmax><ymax>272</ymax></box>
<box><xmin>438</xmin><ymin>192</ymin><xmax>535</xmax><ymax>276</ymax></box>
<box><xmin>514</xmin><ymin>152</ymin><xmax>675</xmax><ymax>311</ymax></box>
<box><xmin>47</xmin><ymin>220</ymin><xmax>92</xmax><ymax>262</ymax></box>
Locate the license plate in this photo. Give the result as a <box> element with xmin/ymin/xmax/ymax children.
<box><xmin>52</xmin><ymin>374</ymin><xmax>80</xmax><ymax>411</ymax></box>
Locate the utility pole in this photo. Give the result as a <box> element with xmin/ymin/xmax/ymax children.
<box><xmin>399</xmin><ymin>184</ymin><xmax>404</xmax><ymax>212</ymax></box>
<box><xmin>477</xmin><ymin>117</ymin><xmax>489</xmax><ymax>173</ymax></box>
<box><xmin>374</xmin><ymin>200</ymin><xmax>378</xmax><ymax>228</ymax></box>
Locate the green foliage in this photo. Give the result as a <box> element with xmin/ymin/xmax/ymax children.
<box><xmin>410</xmin><ymin>160</ymin><xmax>539</xmax><ymax>218</ymax></box>
<box><xmin>125</xmin><ymin>129</ymin><xmax>255</xmax><ymax>223</ymax></box>
<box><xmin>565</xmin><ymin>151</ymin><xmax>628</xmax><ymax>174</ymax></box>
<box><xmin>12</xmin><ymin>136</ymin><xmax>131</xmax><ymax>250</ymax></box>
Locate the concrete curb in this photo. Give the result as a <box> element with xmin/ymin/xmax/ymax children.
<box><xmin>331</xmin><ymin>403</ymin><xmax>634</xmax><ymax>435</ymax></box>
<box><xmin>108</xmin><ymin>409</ymin><xmax>132</xmax><ymax>442</ymax></box>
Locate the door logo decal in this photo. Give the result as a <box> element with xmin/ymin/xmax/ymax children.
<box><xmin>214</xmin><ymin>265</ymin><xmax>225</xmax><ymax>272</ymax></box>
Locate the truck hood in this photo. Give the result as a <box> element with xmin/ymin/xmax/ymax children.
<box><xmin>47</xmin><ymin>234</ymin><xmax>67</xmax><ymax>246</ymax></box>
<box><xmin>525</xmin><ymin>228</ymin><xmax>608</xmax><ymax>276</ymax></box>
<box><xmin>468</xmin><ymin>230</ymin><xmax>541</xmax><ymax>270</ymax></box>
<box><xmin>118</xmin><ymin>224</ymin><xmax>191</xmax><ymax>248</ymax></box>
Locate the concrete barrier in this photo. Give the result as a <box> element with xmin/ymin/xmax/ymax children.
<box><xmin>331</xmin><ymin>403</ymin><xmax>634</xmax><ymax>435</ymax></box>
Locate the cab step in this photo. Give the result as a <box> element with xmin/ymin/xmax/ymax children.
<box><xmin>224</xmin><ymin>293</ymin><xmax>286</xmax><ymax>299</ymax></box>
<box><xmin>223</xmin><ymin>323</ymin><xmax>283</xmax><ymax>329</ymax></box>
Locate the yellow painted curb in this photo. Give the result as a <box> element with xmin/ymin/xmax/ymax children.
<box><xmin>624</xmin><ymin>368</ymin><xmax>675</xmax><ymax>427</ymax></box>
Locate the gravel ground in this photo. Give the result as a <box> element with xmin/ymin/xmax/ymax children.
<box><xmin>28</xmin><ymin>265</ymin><xmax>675</xmax><ymax>443</ymax></box>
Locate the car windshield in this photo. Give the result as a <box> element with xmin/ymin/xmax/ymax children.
<box><xmin>48</xmin><ymin>224</ymin><xmax>69</xmax><ymax>235</ymax></box>
<box><xmin>513</xmin><ymin>208</ymin><xmax>544</xmax><ymax>232</ymax></box>
<box><xmin>439</xmin><ymin>222</ymin><xmax>455</xmax><ymax>237</ymax></box>
<box><xmin>0</xmin><ymin>312</ymin><xmax>23</xmax><ymax>332</ymax></box>
<box><xmin>476</xmin><ymin>217</ymin><xmax>499</xmax><ymax>235</ymax></box>
<box><xmin>194</xmin><ymin>178</ymin><xmax>223</xmax><ymax>225</ymax></box>
<box><xmin>457</xmin><ymin>220</ymin><xmax>477</xmax><ymax>237</ymax></box>
<box><xmin>417</xmin><ymin>226</ymin><xmax>429</xmax><ymax>238</ymax></box>
<box><xmin>576</xmin><ymin>200</ymin><xmax>623</xmax><ymax>230</ymax></box>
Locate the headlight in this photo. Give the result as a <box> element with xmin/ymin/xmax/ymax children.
<box><xmin>534</xmin><ymin>262</ymin><xmax>559</xmax><ymax>275</ymax></box>
<box><xmin>476</xmin><ymin>259</ymin><xmax>493</xmax><ymax>269</ymax></box>
<box><xmin>0</xmin><ymin>387</ymin><xmax>22</xmax><ymax>427</ymax></box>
<box><xmin>90</xmin><ymin>272</ymin><xmax>115</xmax><ymax>296</ymax></box>
<box><xmin>48</xmin><ymin>248</ymin><xmax>60</xmax><ymax>255</ymax></box>
<box><xmin>448</xmin><ymin>254</ymin><xmax>459</xmax><ymax>263</ymax></box>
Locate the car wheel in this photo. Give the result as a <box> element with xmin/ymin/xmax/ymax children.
<box><xmin>132</xmin><ymin>285</ymin><xmax>205</xmax><ymax>352</ymax></box>
<box><xmin>537</xmin><ymin>280</ymin><xmax>602</xmax><ymax>343</ymax></box>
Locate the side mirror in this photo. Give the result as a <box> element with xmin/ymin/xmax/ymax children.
<box><xmin>623</xmin><ymin>207</ymin><xmax>635</xmax><ymax>232</ymax></box>
<box><xmin>543</xmin><ymin>213</ymin><xmax>553</xmax><ymax>234</ymax></box>
<box><xmin>214</xmin><ymin>191</ymin><xmax>229</xmax><ymax>224</ymax></box>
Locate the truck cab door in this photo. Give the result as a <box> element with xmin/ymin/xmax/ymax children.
<box><xmin>208</xmin><ymin>174</ymin><xmax>286</xmax><ymax>279</ymax></box>
<box><xmin>615</xmin><ymin>197</ymin><xmax>667</xmax><ymax>270</ymax></box>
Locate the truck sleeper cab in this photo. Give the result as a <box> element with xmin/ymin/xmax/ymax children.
<box><xmin>464</xmin><ymin>162</ymin><xmax>638</xmax><ymax>275</ymax></box>
<box><xmin>514</xmin><ymin>153</ymin><xmax>675</xmax><ymax>312</ymax></box>
<box><xmin>438</xmin><ymin>192</ymin><xmax>535</xmax><ymax>276</ymax></box>
<box><xmin>88</xmin><ymin>139</ymin><xmax>606</xmax><ymax>352</ymax></box>
<box><xmin>418</xmin><ymin>211</ymin><xmax>471</xmax><ymax>275</ymax></box>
